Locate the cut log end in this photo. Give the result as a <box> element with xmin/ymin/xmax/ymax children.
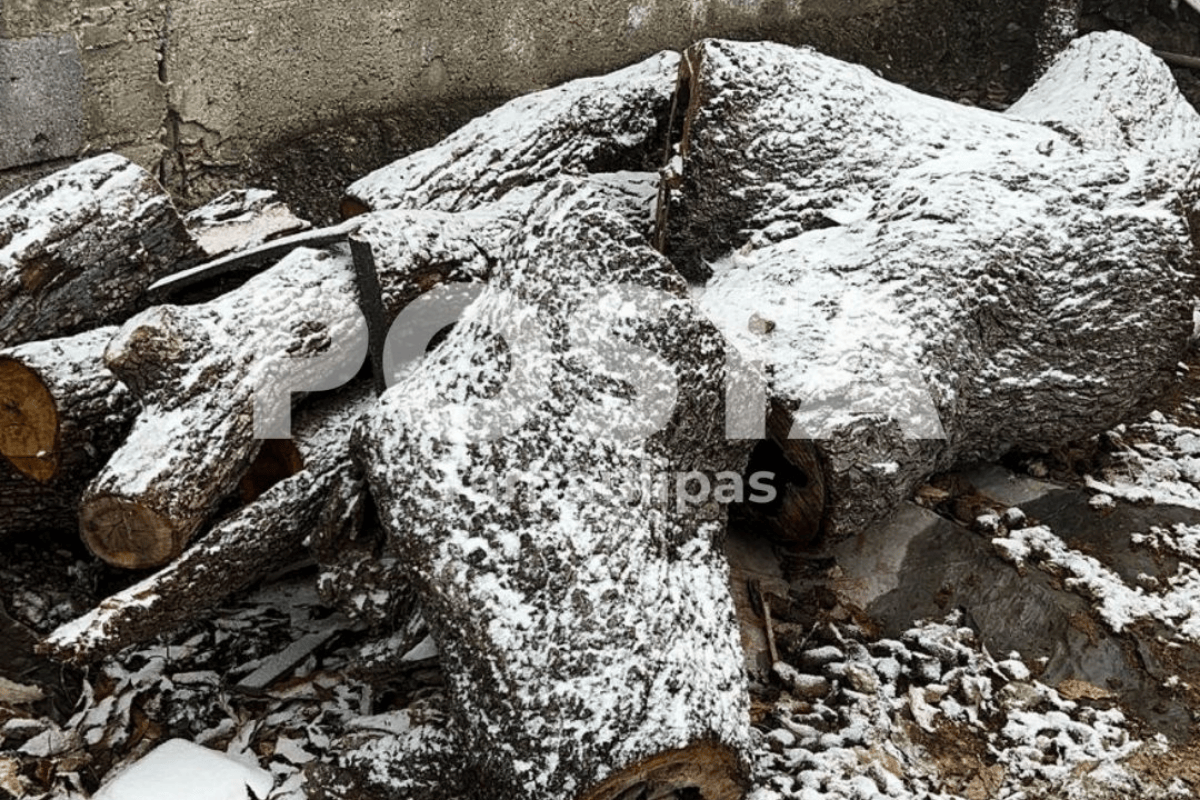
<box><xmin>579</xmin><ymin>741</ymin><xmax>747</xmax><ymax>800</ymax></box>
<box><xmin>79</xmin><ymin>496</ymin><xmax>191</xmax><ymax>569</ymax></box>
<box><xmin>340</xmin><ymin>196</ymin><xmax>371</xmax><ymax>219</ymax></box>
<box><xmin>0</xmin><ymin>357</ymin><xmax>60</xmax><ymax>483</ymax></box>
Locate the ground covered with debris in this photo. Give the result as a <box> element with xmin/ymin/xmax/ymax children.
<box><xmin>6</xmin><ymin>359</ymin><xmax>1200</xmax><ymax>798</ymax></box>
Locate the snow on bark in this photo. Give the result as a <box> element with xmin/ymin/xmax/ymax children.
<box><xmin>1034</xmin><ymin>0</ymin><xmax>1081</xmax><ymax>74</ymax></box>
<box><xmin>42</xmin><ymin>387</ymin><xmax>372</xmax><ymax>665</ymax></box>
<box><xmin>1011</xmin><ymin>32</ymin><xmax>1200</xmax><ymax>182</ymax></box>
<box><xmin>670</xmin><ymin>33</ymin><xmax>1200</xmax><ymax>542</ymax></box>
<box><xmin>0</xmin><ymin>154</ymin><xmax>202</xmax><ymax>348</ymax></box>
<box><xmin>0</xmin><ymin>327</ymin><xmax>139</xmax><ymax>539</ymax></box>
<box><xmin>342</xmin><ymin>52</ymin><xmax>678</xmax><ymax>215</ymax></box>
<box><xmin>0</xmin><ymin>326</ymin><xmax>137</xmax><ymax>485</ymax></box>
<box><xmin>183</xmin><ymin>188</ymin><xmax>311</xmax><ymax>259</ymax></box>
<box><xmin>79</xmin><ymin>246</ymin><xmax>365</xmax><ymax>570</ymax></box>
<box><xmin>307</xmin><ymin>694</ymin><xmax>463</xmax><ymax>800</ymax></box>
<box><xmin>355</xmin><ymin>178</ymin><xmax>754</xmax><ymax>800</ymax></box>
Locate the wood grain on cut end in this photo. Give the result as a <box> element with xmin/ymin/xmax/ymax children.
<box><xmin>579</xmin><ymin>741</ymin><xmax>748</xmax><ymax>800</ymax></box>
<box><xmin>340</xmin><ymin>196</ymin><xmax>371</xmax><ymax>219</ymax></box>
<box><xmin>0</xmin><ymin>358</ymin><xmax>59</xmax><ymax>483</ymax></box>
<box><xmin>79</xmin><ymin>496</ymin><xmax>190</xmax><ymax>570</ymax></box>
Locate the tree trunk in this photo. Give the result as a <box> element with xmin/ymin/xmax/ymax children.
<box><xmin>41</xmin><ymin>387</ymin><xmax>372</xmax><ymax>664</ymax></box>
<box><xmin>668</xmin><ymin>33</ymin><xmax>1200</xmax><ymax>543</ymax></box>
<box><xmin>341</xmin><ymin>52</ymin><xmax>678</xmax><ymax>217</ymax></box>
<box><xmin>78</xmin><ymin>246</ymin><xmax>366</xmax><ymax>570</ymax></box>
<box><xmin>355</xmin><ymin>178</ymin><xmax>754</xmax><ymax>800</ymax></box>
<box><xmin>0</xmin><ymin>154</ymin><xmax>202</xmax><ymax>349</ymax></box>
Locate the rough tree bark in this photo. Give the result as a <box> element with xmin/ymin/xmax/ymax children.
<box><xmin>667</xmin><ymin>33</ymin><xmax>1200</xmax><ymax>543</ymax></box>
<box><xmin>355</xmin><ymin>179</ymin><xmax>754</xmax><ymax>800</ymax></box>
<box><xmin>41</xmin><ymin>386</ymin><xmax>373</xmax><ymax>665</ymax></box>
<box><xmin>0</xmin><ymin>328</ymin><xmax>139</xmax><ymax>539</ymax></box>
<box><xmin>77</xmin><ymin>199</ymin><xmax>550</xmax><ymax>571</ymax></box>
<box><xmin>0</xmin><ymin>154</ymin><xmax>202</xmax><ymax>348</ymax></box>
<box><xmin>1034</xmin><ymin>0</ymin><xmax>1080</xmax><ymax>74</ymax></box>
<box><xmin>341</xmin><ymin>51</ymin><xmax>679</xmax><ymax>217</ymax></box>
<box><xmin>0</xmin><ymin>327</ymin><xmax>137</xmax><ymax>484</ymax></box>
<box><xmin>78</xmin><ymin>246</ymin><xmax>366</xmax><ymax>569</ymax></box>
<box><xmin>0</xmin><ymin>460</ymin><xmax>77</xmax><ymax>539</ymax></box>
<box><xmin>315</xmin><ymin>177</ymin><xmax>660</xmax><ymax>628</ymax></box>
<box><xmin>308</xmin><ymin>693</ymin><xmax>462</xmax><ymax>800</ymax></box>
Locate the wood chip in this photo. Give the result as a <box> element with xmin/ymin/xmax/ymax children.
<box><xmin>1056</xmin><ymin>679</ymin><xmax>1115</xmax><ymax>701</ymax></box>
<box><xmin>0</xmin><ymin>676</ymin><xmax>44</xmax><ymax>705</ymax></box>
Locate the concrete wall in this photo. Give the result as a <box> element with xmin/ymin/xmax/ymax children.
<box><xmin>0</xmin><ymin>0</ymin><xmax>1041</xmax><ymax>222</ymax></box>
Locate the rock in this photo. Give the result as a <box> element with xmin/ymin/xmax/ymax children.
<box><xmin>843</xmin><ymin>663</ymin><xmax>881</xmax><ymax>695</ymax></box>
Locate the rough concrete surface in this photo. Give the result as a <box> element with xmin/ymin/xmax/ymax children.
<box><xmin>0</xmin><ymin>0</ymin><xmax>1047</xmax><ymax>221</ymax></box>
<box><xmin>0</xmin><ymin>34</ymin><xmax>84</xmax><ymax>170</ymax></box>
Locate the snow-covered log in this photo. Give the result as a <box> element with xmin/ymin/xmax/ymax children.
<box><xmin>78</xmin><ymin>246</ymin><xmax>365</xmax><ymax>569</ymax></box>
<box><xmin>41</xmin><ymin>387</ymin><xmax>372</xmax><ymax>665</ymax></box>
<box><xmin>0</xmin><ymin>328</ymin><xmax>139</xmax><ymax>540</ymax></box>
<box><xmin>0</xmin><ymin>154</ymin><xmax>202</xmax><ymax>349</ymax></box>
<box><xmin>356</xmin><ymin>179</ymin><xmax>754</xmax><ymax>800</ymax></box>
<box><xmin>341</xmin><ymin>51</ymin><xmax>678</xmax><ymax>217</ymax></box>
<box><xmin>0</xmin><ymin>327</ymin><xmax>137</xmax><ymax>485</ymax></box>
<box><xmin>670</xmin><ymin>33</ymin><xmax>1200</xmax><ymax>543</ymax></box>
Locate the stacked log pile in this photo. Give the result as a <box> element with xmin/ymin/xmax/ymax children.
<box><xmin>1</xmin><ymin>27</ymin><xmax>1199</xmax><ymax>800</ymax></box>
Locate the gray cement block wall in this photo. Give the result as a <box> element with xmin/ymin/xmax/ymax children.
<box><xmin>0</xmin><ymin>0</ymin><xmax>1042</xmax><ymax>222</ymax></box>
